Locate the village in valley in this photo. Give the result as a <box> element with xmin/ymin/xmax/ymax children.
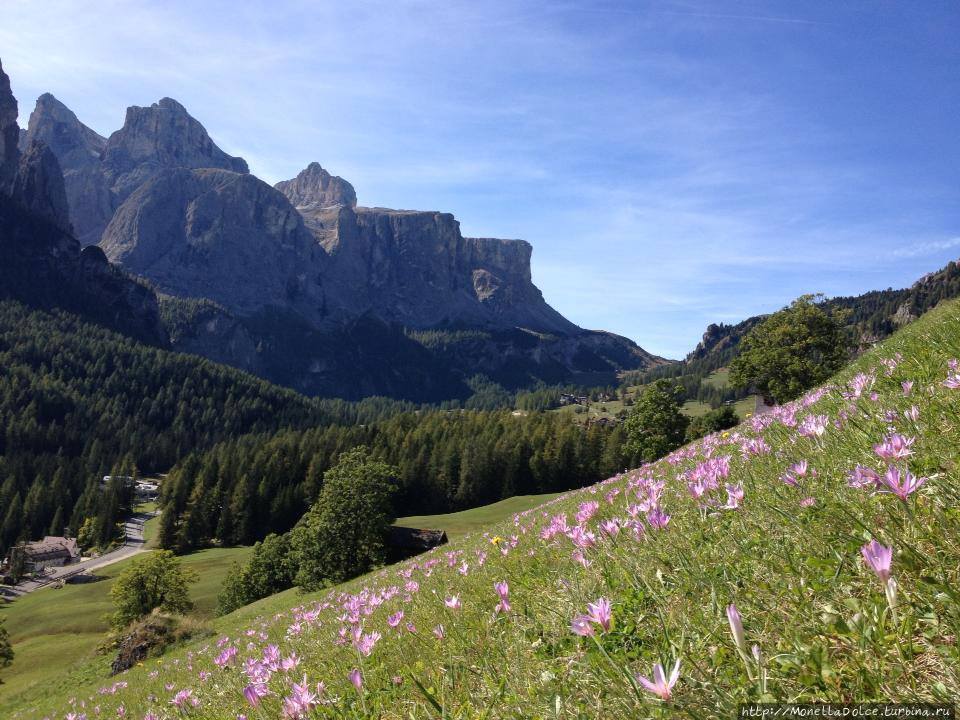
<box><xmin>0</xmin><ymin>476</ymin><xmax>158</xmax><ymax>594</ymax></box>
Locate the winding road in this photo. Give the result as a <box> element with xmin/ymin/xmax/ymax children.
<box><xmin>1</xmin><ymin>510</ymin><xmax>158</xmax><ymax>598</ymax></box>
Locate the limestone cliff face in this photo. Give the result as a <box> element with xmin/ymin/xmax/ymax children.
<box><xmin>313</xmin><ymin>205</ymin><xmax>578</xmax><ymax>333</ymax></box>
<box><xmin>0</xmin><ymin>59</ymin><xmax>19</xmax><ymax>194</ymax></box>
<box><xmin>101</xmin><ymin>168</ymin><xmax>324</xmax><ymax>317</ymax></box>
<box><xmin>0</xmin><ymin>59</ymin><xmax>166</xmax><ymax>346</ymax></box>
<box><xmin>23</xmin><ymin>93</ymin><xmax>110</xmax><ymax>245</ymax></box>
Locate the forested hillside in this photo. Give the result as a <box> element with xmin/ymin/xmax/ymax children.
<box><xmin>0</xmin><ymin>300</ymin><xmax>412</xmax><ymax>557</ymax></box>
<box><xmin>158</xmin><ymin>410</ymin><xmax>633</xmax><ymax>552</ymax></box>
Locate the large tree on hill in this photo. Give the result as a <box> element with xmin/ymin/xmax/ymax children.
<box><xmin>290</xmin><ymin>447</ymin><xmax>398</xmax><ymax>591</ymax></box>
<box><xmin>624</xmin><ymin>380</ymin><xmax>689</xmax><ymax>463</ymax></box>
<box><xmin>730</xmin><ymin>295</ymin><xmax>849</xmax><ymax>405</ymax></box>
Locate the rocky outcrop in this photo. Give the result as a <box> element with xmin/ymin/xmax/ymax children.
<box><xmin>275</xmin><ymin>162</ymin><xmax>356</xmax><ymax>211</ymax></box>
<box><xmin>23</xmin><ymin>93</ymin><xmax>110</xmax><ymax>244</ymax></box>
<box><xmin>0</xmin><ymin>59</ymin><xmax>19</xmax><ymax>194</ymax></box>
<box><xmin>12</xmin><ymin>140</ymin><xmax>72</xmax><ymax>232</ymax></box>
<box><xmin>0</xmin><ymin>58</ymin><xmax>166</xmax><ymax>347</ymax></box>
<box><xmin>24</xmin><ymin>94</ymin><xmax>248</xmax><ymax>245</ymax></box>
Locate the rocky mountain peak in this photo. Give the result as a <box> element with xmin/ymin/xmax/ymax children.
<box><xmin>103</xmin><ymin>97</ymin><xmax>249</xmax><ymax>178</ymax></box>
<box><xmin>275</xmin><ymin>162</ymin><xmax>357</xmax><ymax>210</ymax></box>
<box><xmin>26</xmin><ymin>93</ymin><xmax>107</xmax><ymax>162</ymax></box>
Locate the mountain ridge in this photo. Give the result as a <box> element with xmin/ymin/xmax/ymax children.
<box><xmin>19</xmin><ymin>83</ymin><xmax>661</xmax><ymax>399</ymax></box>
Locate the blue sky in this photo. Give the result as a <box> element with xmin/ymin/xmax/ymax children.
<box><xmin>2</xmin><ymin>0</ymin><xmax>958</xmax><ymax>358</ymax></box>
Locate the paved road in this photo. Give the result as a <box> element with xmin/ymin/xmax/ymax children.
<box><xmin>1</xmin><ymin>510</ymin><xmax>158</xmax><ymax>598</ymax></box>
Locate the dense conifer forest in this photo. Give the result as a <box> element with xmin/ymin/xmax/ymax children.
<box><xmin>156</xmin><ymin>411</ymin><xmax>632</xmax><ymax>552</ymax></box>
<box><xmin>0</xmin><ymin>301</ymin><xmax>416</xmax><ymax>556</ymax></box>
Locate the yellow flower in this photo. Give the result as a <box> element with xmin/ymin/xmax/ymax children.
<box><xmin>490</xmin><ymin>536</ymin><xmax>503</xmax><ymax>545</ymax></box>
<box><xmin>721</xmin><ymin>431</ymin><xmax>730</xmax><ymax>439</ymax></box>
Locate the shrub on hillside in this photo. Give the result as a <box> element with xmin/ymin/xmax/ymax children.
<box><xmin>0</xmin><ymin>616</ymin><xmax>12</xmax><ymax>682</ymax></box>
<box><xmin>109</xmin><ymin>550</ymin><xmax>199</xmax><ymax>630</ymax></box>
<box><xmin>685</xmin><ymin>405</ymin><xmax>739</xmax><ymax>441</ymax></box>
<box><xmin>216</xmin><ymin>533</ymin><xmax>297</xmax><ymax>616</ymax></box>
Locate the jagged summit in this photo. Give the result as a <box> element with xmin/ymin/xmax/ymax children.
<box><xmin>275</xmin><ymin>161</ymin><xmax>357</xmax><ymax>210</ymax></box>
<box><xmin>25</xmin><ymin>93</ymin><xmax>107</xmax><ymax>159</ymax></box>
<box><xmin>0</xmin><ymin>58</ymin><xmax>166</xmax><ymax>346</ymax></box>
<box><xmin>21</xmin><ymin>92</ymin><xmax>251</xmax><ymax>245</ymax></box>
<box><xmin>103</xmin><ymin>97</ymin><xmax>248</xmax><ymax>177</ymax></box>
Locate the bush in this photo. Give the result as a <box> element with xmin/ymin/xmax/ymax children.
<box><xmin>216</xmin><ymin>533</ymin><xmax>297</xmax><ymax>615</ymax></box>
<box><xmin>0</xmin><ymin>616</ymin><xmax>12</xmax><ymax>682</ymax></box>
<box><xmin>686</xmin><ymin>405</ymin><xmax>740</xmax><ymax>441</ymax></box>
<box><xmin>109</xmin><ymin>550</ymin><xmax>199</xmax><ymax>629</ymax></box>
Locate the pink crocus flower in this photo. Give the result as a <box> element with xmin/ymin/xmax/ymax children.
<box><xmin>873</xmin><ymin>433</ymin><xmax>915</xmax><ymax>461</ymax></box>
<box><xmin>387</xmin><ymin>611</ymin><xmax>404</xmax><ymax>628</ymax></box>
<box><xmin>726</xmin><ymin>604</ymin><xmax>747</xmax><ymax>654</ymax></box>
<box><xmin>348</xmin><ymin>668</ymin><xmax>363</xmax><ymax>691</ymax></box>
<box><xmin>570</xmin><ymin>614</ymin><xmax>594</xmax><ymax>636</ymax></box>
<box><xmin>445</xmin><ymin>595</ymin><xmax>461</xmax><ymax>609</ymax></box>
<box><xmin>799</xmin><ymin>497</ymin><xmax>816</xmax><ymax>508</ymax></box>
<box><xmin>432</xmin><ymin>624</ymin><xmax>445</xmax><ymax>639</ymax></box>
<box><xmin>861</xmin><ymin>540</ymin><xmax>893</xmax><ymax>583</ymax></box>
<box><xmin>243</xmin><ymin>683</ymin><xmax>269</xmax><ymax>707</ymax></box>
<box><xmin>723</xmin><ymin>484</ymin><xmax>744</xmax><ymax>509</ymax></box>
<box><xmin>901</xmin><ymin>381</ymin><xmax>913</xmax><ymax>396</ymax></box>
<box><xmin>646</xmin><ymin>507</ymin><xmax>670</xmax><ymax>530</ymax></box>
<box><xmin>881</xmin><ymin>466</ymin><xmax>926</xmax><ymax>501</ymax></box>
<box><xmin>281</xmin><ymin>676</ymin><xmax>318</xmax><ymax>719</ymax></box>
<box><xmin>847</xmin><ymin>465</ymin><xmax>880</xmax><ymax>489</ymax></box>
<box><xmin>170</xmin><ymin>689</ymin><xmax>199</xmax><ymax>709</ymax></box>
<box><xmin>494</xmin><ymin>581</ymin><xmax>511</xmax><ymax>613</ymax></box>
<box><xmin>586</xmin><ymin>597</ymin><xmax>613</xmax><ymax>632</ymax></box>
<box><xmin>636</xmin><ymin>659</ymin><xmax>681</xmax><ymax>701</ymax></box>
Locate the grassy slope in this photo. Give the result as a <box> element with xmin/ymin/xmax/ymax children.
<box><xmin>0</xmin><ymin>495</ymin><xmax>545</xmax><ymax>713</ymax></box>
<box><xmin>395</xmin><ymin>493</ymin><xmax>564</xmax><ymax>539</ymax></box>
<box><xmin>0</xmin><ymin>543</ymin><xmax>252</xmax><ymax>710</ymax></box>
<box><xmin>11</xmin><ymin>300</ymin><xmax>960</xmax><ymax>718</ymax></box>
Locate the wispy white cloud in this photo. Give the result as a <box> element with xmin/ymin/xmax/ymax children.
<box><xmin>891</xmin><ymin>237</ymin><xmax>960</xmax><ymax>259</ymax></box>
